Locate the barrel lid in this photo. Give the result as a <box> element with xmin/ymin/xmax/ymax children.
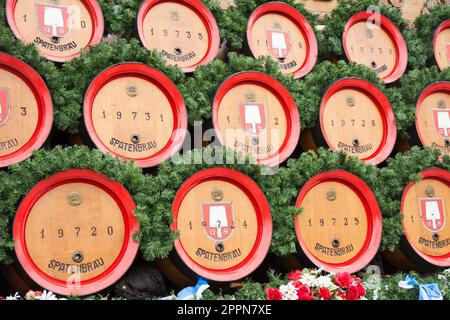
<box><xmin>246</xmin><ymin>2</ymin><xmax>318</xmax><ymax>79</ymax></box>
<box><xmin>433</xmin><ymin>20</ymin><xmax>450</xmax><ymax>71</ymax></box>
<box><xmin>319</xmin><ymin>78</ymin><xmax>396</xmax><ymax>165</ymax></box>
<box><xmin>172</xmin><ymin>168</ymin><xmax>272</xmax><ymax>282</ymax></box>
<box><xmin>137</xmin><ymin>0</ymin><xmax>220</xmax><ymax>73</ymax></box>
<box><xmin>13</xmin><ymin>169</ymin><xmax>139</xmax><ymax>296</ymax></box>
<box><xmin>83</xmin><ymin>63</ymin><xmax>187</xmax><ymax>168</ymax></box>
<box><xmin>212</xmin><ymin>71</ymin><xmax>300</xmax><ymax>168</ymax></box>
<box><xmin>295</xmin><ymin>170</ymin><xmax>382</xmax><ymax>273</ymax></box>
<box><xmin>342</xmin><ymin>11</ymin><xmax>408</xmax><ymax>84</ymax></box>
<box><xmin>0</xmin><ymin>52</ymin><xmax>53</xmax><ymax>168</ymax></box>
<box><xmin>415</xmin><ymin>82</ymin><xmax>450</xmax><ymax>157</ymax></box>
<box><xmin>6</xmin><ymin>0</ymin><xmax>104</xmax><ymax>63</ymax></box>
<box><xmin>401</xmin><ymin>168</ymin><xmax>450</xmax><ymax>267</ymax></box>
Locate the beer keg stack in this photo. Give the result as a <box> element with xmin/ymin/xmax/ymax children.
<box><xmin>0</xmin><ymin>0</ymin><xmax>449</xmax><ymax>299</ymax></box>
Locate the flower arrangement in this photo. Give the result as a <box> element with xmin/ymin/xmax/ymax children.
<box><xmin>1</xmin><ymin>290</ymin><xmax>64</xmax><ymax>301</ymax></box>
<box><xmin>266</xmin><ymin>269</ymin><xmax>366</xmax><ymax>301</ymax></box>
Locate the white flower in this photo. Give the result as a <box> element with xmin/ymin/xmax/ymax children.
<box><xmin>438</xmin><ymin>274</ymin><xmax>446</xmax><ymax>281</ymax></box>
<box><xmin>36</xmin><ymin>290</ymin><xmax>58</xmax><ymax>300</ymax></box>
<box><xmin>300</xmin><ymin>274</ymin><xmax>317</xmax><ymax>287</ymax></box>
<box><xmin>316</xmin><ymin>276</ymin><xmax>333</xmax><ymax>288</ymax></box>
<box><xmin>280</xmin><ymin>282</ymin><xmax>298</xmax><ymax>300</ymax></box>
<box><xmin>6</xmin><ymin>293</ymin><xmax>21</xmax><ymax>300</ymax></box>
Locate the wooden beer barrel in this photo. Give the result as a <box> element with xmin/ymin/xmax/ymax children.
<box><xmin>305</xmin><ymin>78</ymin><xmax>397</xmax><ymax>165</ymax></box>
<box><xmin>413</xmin><ymin>82</ymin><xmax>450</xmax><ymax>157</ymax></box>
<box><xmin>13</xmin><ymin>169</ymin><xmax>139</xmax><ymax>296</ymax></box>
<box><xmin>137</xmin><ymin>0</ymin><xmax>220</xmax><ymax>73</ymax></box>
<box><xmin>246</xmin><ymin>2</ymin><xmax>318</xmax><ymax>78</ymax></box>
<box><xmin>294</xmin><ymin>170</ymin><xmax>382</xmax><ymax>273</ymax></box>
<box><xmin>434</xmin><ymin>20</ymin><xmax>450</xmax><ymax>71</ymax></box>
<box><xmin>83</xmin><ymin>63</ymin><xmax>187</xmax><ymax>168</ymax></box>
<box><xmin>342</xmin><ymin>12</ymin><xmax>408</xmax><ymax>84</ymax></box>
<box><xmin>385</xmin><ymin>169</ymin><xmax>450</xmax><ymax>271</ymax></box>
<box><xmin>5</xmin><ymin>0</ymin><xmax>104</xmax><ymax>62</ymax></box>
<box><xmin>0</xmin><ymin>53</ymin><xmax>53</xmax><ymax>168</ymax></box>
<box><xmin>158</xmin><ymin>168</ymin><xmax>272</xmax><ymax>284</ymax></box>
<box><xmin>212</xmin><ymin>71</ymin><xmax>301</xmax><ymax>168</ymax></box>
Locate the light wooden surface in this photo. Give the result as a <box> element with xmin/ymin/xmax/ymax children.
<box><xmin>25</xmin><ymin>182</ymin><xmax>125</xmax><ymax>282</ymax></box>
<box><xmin>296</xmin><ymin>181</ymin><xmax>369</xmax><ymax>264</ymax></box>
<box><xmin>217</xmin><ymin>84</ymin><xmax>288</xmax><ymax>162</ymax></box>
<box><xmin>0</xmin><ymin>69</ymin><xmax>39</xmax><ymax>157</ymax></box>
<box><xmin>177</xmin><ymin>180</ymin><xmax>258</xmax><ymax>270</ymax></box>
<box><xmin>402</xmin><ymin>178</ymin><xmax>449</xmax><ymax>257</ymax></box>
<box><xmin>249</xmin><ymin>13</ymin><xmax>308</xmax><ymax>75</ymax></box>
<box><xmin>297</xmin><ymin>0</ymin><xmax>338</xmax><ymax>19</ymax></box>
<box><xmin>345</xmin><ymin>21</ymin><xmax>397</xmax><ymax>80</ymax></box>
<box><xmin>322</xmin><ymin>88</ymin><xmax>384</xmax><ymax>160</ymax></box>
<box><xmin>13</xmin><ymin>0</ymin><xmax>93</xmax><ymax>58</ymax></box>
<box><xmin>435</xmin><ymin>26</ymin><xmax>450</xmax><ymax>71</ymax></box>
<box><xmin>416</xmin><ymin>91</ymin><xmax>450</xmax><ymax>157</ymax></box>
<box><xmin>141</xmin><ymin>2</ymin><xmax>209</xmax><ymax>69</ymax></box>
<box><xmin>91</xmin><ymin>76</ymin><xmax>174</xmax><ymax>159</ymax></box>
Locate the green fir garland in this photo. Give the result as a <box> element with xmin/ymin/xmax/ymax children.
<box><xmin>320</xmin><ymin>0</ymin><xmax>408</xmax><ymax>59</ymax></box>
<box><xmin>406</xmin><ymin>5</ymin><xmax>450</xmax><ymax>70</ymax></box>
<box><xmin>376</xmin><ymin>147</ymin><xmax>450</xmax><ymax>252</ymax></box>
<box><xmin>0</xmin><ymin>145</ymin><xmax>171</xmax><ymax>264</ymax></box>
<box><xmin>58</xmin><ymin>38</ymin><xmax>185</xmax><ymax>134</ymax></box>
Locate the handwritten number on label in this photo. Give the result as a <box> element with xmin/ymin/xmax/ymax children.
<box><xmin>21</xmin><ymin>107</ymin><xmax>27</xmax><ymax>116</ymax></box>
<box><xmin>275</xmin><ymin>118</ymin><xmax>279</xmax><ymax>125</ymax></box>
<box><xmin>189</xmin><ymin>221</ymin><xmax>192</xmax><ymax>230</ymax></box>
<box><xmin>163</xmin><ymin>29</ymin><xmax>168</xmax><ymax>37</ymax></box>
<box><xmin>23</xmin><ymin>14</ymin><xmax>27</xmax><ymax>22</ymax></box>
<box><xmin>58</xmin><ymin>229</ymin><xmax>64</xmax><ymax>238</ymax></box>
<box><xmin>40</xmin><ymin>229</ymin><xmax>44</xmax><ymax>239</ymax></box>
<box><xmin>75</xmin><ymin>227</ymin><xmax>81</xmax><ymax>236</ymax></box>
<box><xmin>198</xmin><ymin>33</ymin><xmax>203</xmax><ymax>40</ymax></box>
<box><xmin>81</xmin><ymin>21</ymin><xmax>86</xmax><ymax>29</ymax></box>
<box><xmin>344</xmin><ymin>218</ymin><xmax>349</xmax><ymax>226</ymax></box>
<box><xmin>145</xmin><ymin>112</ymin><xmax>151</xmax><ymax>121</ymax></box>
<box><xmin>116</xmin><ymin>112</ymin><xmax>122</xmax><ymax>120</ymax></box>
<box><xmin>107</xmin><ymin>226</ymin><xmax>114</xmax><ymax>235</ymax></box>
<box><xmin>355</xmin><ymin>218</ymin><xmax>360</xmax><ymax>226</ymax></box>
<box><xmin>132</xmin><ymin>112</ymin><xmax>137</xmax><ymax>120</ymax></box>
<box><xmin>91</xmin><ymin>227</ymin><xmax>97</xmax><ymax>237</ymax></box>
<box><xmin>243</xmin><ymin>221</ymin><xmax>248</xmax><ymax>229</ymax></box>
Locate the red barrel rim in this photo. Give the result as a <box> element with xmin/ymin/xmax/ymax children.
<box><xmin>294</xmin><ymin>170</ymin><xmax>382</xmax><ymax>274</ymax></box>
<box><xmin>342</xmin><ymin>11</ymin><xmax>408</xmax><ymax>84</ymax></box>
<box><xmin>401</xmin><ymin>168</ymin><xmax>450</xmax><ymax>267</ymax></box>
<box><xmin>319</xmin><ymin>77</ymin><xmax>397</xmax><ymax>165</ymax></box>
<box><xmin>5</xmin><ymin>0</ymin><xmax>104</xmax><ymax>63</ymax></box>
<box><xmin>13</xmin><ymin>169</ymin><xmax>140</xmax><ymax>296</ymax></box>
<box><xmin>172</xmin><ymin>168</ymin><xmax>273</xmax><ymax>282</ymax></box>
<box><xmin>0</xmin><ymin>53</ymin><xmax>53</xmax><ymax>168</ymax></box>
<box><xmin>246</xmin><ymin>2</ymin><xmax>318</xmax><ymax>79</ymax></box>
<box><xmin>212</xmin><ymin>71</ymin><xmax>301</xmax><ymax>168</ymax></box>
<box><xmin>415</xmin><ymin>81</ymin><xmax>450</xmax><ymax>147</ymax></box>
<box><xmin>137</xmin><ymin>0</ymin><xmax>220</xmax><ymax>73</ymax></box>
<box><xmin>433</xmin><ymin>20</ymin><xmax>450</xmax><ymax>70</ymax></box>
<box><xmin>83</xmin><ymin>62</ymin><xmax>188</xmax><ymax>168</ymax></box>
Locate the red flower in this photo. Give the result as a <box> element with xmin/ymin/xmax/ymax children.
<box><xmin>334</xmin><ymin>272</ymin><xmax>354</xmax><ymax>289</ymax></box>
<box><xmin>288</xmin><ymin>269</ymin><xmax>302</xmax><ymax>281</ymax></box>
<box><xmin>266</xmin><ymin>288</ymin><xmax>282</xmax><ymax>300</ymax></box>
<box><xmin>318</xmin><ymin>288</ymin><xmax>332</xmax><ymax>300</ymax></box>
<box><xmin>346</xmin><ymin>285</ymin><xmax>361</xmax><ymax>300</ymax></box>
<box><xmin>356</xmin><ymin>282</ymin><xmax>366</xmax><ymax>297</ymax></box>
<box><xmin>297</xmin><ymin>285</ymin><xmax>314</xmax><ymax>301</ymax></box>
<box><xmin>337</xmin><ymin>292</ymin><xmax>347</xmax><ymax>300</ymax></box>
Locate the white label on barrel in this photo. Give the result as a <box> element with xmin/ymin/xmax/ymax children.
<box><xmin>24</xmin><ymin>183</ymin><xmax>125</xmax><ymax>282</ymax></box>
<box><xmin>344</xmin><ymin>21</ymin><xmax>397</xmax><ymax>79</ymax></box>
<box><xmin>322</xmin><ymin>88</ymin><xmax>384</xmax><ymax>160</ymax></box>
<box><xmin>13</xmin><ymin>0</ymin><xmax>94</xmax><ymax>59</ymax></box>
<box><xmin>91</xmin><ymin>76</ymin><xmax>175</xmax><ymax>160</ymax></box>
<box><xmin>435</xmin><ymin>26</ymin><xmax>450</xmax><ymax>71</ymax></box>
<box><xmin>249</xmin><ymin>13</ymin><xmax>307</xmax><ymax>74</ymax></box>
<box><xmin>217</xmin><ymin>84</ymin><xmax>287</xmax><ymax>161</ymax></box>
<box><xmin>177</xmin><ymin>180</ymin><xmax>258</xmax><ymax>270</ymax></box>
<box><xmin>416</xmin><ymin>91</ymin><xmax>450</xmax><ymax>156</ymax></box>
<box><xmin>141</xmin><ymin>2</ymin><xmax>209</xmax><ymax>69</ymax></box>
<box><xmin>296</xmin><ymin>181</ymin><xmax>368</xmax><ymax>264</ymax></box>
<box><xmin>0</xmin><ymin>69</ymin><xmax>39</xmax><ymax>157</ymax></box>
<box><xmin>402</xmin><ymin>179</ymin><xmax>450</xmax><ymax>257</ymax></box>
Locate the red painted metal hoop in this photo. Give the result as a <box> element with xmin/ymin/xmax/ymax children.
<box><xmin>401</xmin><ymin>168</ymin><xmax>450</xmax><ymax>267</ymax></box>
<box><xmin>294</xmin><ymin>170</ymin><xmax>382</xmax><ymax>274</ymax></box>
<box><xmin>415</xmin><ymin>81</ymin><xmax>450</xmax><ymax>147</ymax></box>
<box><xmin>137</xmin><ymin>0</ymin><xmax>220</xmax><ymax>73</ymax></box>
<box><xmin>342</xmin><ymin>11</ymin><xmax>408</xmax><ymax>84</ymax></box>
<box><xmin>0</xmin><ymin>53</ymin><xmax>53</xmax><ymax>168</ymax></box>
<box><xmin>319</xmin><ymin>78</ymin><xmax>396</xmax><ymax>165</ymax></box>
<box><xmin>172</xmin><ymin>168</ymin><xmax>273</xmax><ymax>282</ymax></box>
<box><xmin>434</xmin><ymin>20</ymin><xmax>450</xmax><ymax>71</ymax></box>
<box><xmin>13</xmin><ymin>169</ymin><xmax>140</xmax><ymax>296</ymax></box>
<box><xmin>83</xmin><ymin>62</ymin><xmax>187</xmax><ymax>168</ymax></box>
<box><xmin>212</xmin><ymin>71</ymin><xmax>301</xmax><ymax>168</ymax></box>
<box><xmin>246</xmin><ymin>2</ymin><xmax>318</xmax><ymax>79</ymax></box>
<box><xmin>5</xmin><ymin>0</ymin><xmax>104</xmax><ymax>63</ymax></box>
